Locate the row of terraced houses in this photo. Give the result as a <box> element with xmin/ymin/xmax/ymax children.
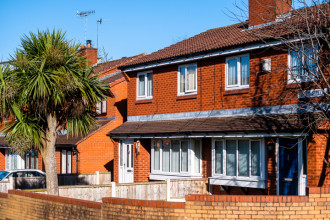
<box><xmin>1</xmin><ymin>0</ymin><xmax>330</xmax><ymax>197</ymax></box>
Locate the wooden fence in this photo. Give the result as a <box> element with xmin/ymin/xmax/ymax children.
<box><xmin>0</xmin><ymin>172</ymin><xmax>112</xmax><ymax>193</ymax></box>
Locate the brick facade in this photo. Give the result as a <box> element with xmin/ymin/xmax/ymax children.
<box><xmin>113</xmin><ymin>47</ymin><xmax>330</xmax><ymax>193</ymax></box>
<box><xmin>0</xmin><ymin>187</ymin><xmax>329</xmax><ymax>219</ymax></box>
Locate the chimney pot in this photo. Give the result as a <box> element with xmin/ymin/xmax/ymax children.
<box><xmin>86</xmin><ymin>40</ymin><xmax>92</xmax><ymax>48</ymax></box>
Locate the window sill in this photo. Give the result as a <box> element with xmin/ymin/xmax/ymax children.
<box><xmin>224</xmin><ymin>88</ymin><xmax>249</xmax><ymax>96</ymax></box>
<box><xmin>176</xmin><ymin>94</ymin><xmax>197</xmax><ymax>100</ymax></box>
<box><xmin>149</xmin><ymin>173</ymin><xmax>203</xmax><ymax>181</ymax></box>
<box><xmin>286</xmin><ymin>81</ymin><xmax>314</xmax><ymax>89</ymax></box>
<box><xmin>135</xmin><ymin>99</ymin><xmax>153</xmax><ymax>104</ymax></box>
<box><xmin>209</xmin><ymin>177</ymin><xmax>266</xmax><ymax>189</ymax></box>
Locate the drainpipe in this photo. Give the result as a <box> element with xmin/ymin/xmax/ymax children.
<box><xmin>73</xmin><ymin>146</ymin><xmax>79</xmax><ymax>174</ymax></box>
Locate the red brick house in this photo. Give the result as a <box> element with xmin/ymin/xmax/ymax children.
<box><xmin>0</xmin><ymin>45</ymin><xmax>146</xmax><ymax>176</ymax></box>
<box><xmin>109</xmin><ymin>0</ymin><xmax>330</xmax><ymax>196</ymax></box>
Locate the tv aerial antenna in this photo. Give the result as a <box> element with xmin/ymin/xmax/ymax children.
<box><xmin>97</xmin><ymin>18</ymin><xmax>111</xmax><ymax>55</ymax></box>
<box><xmin>77</xmin><ymin>10</ymin><xmax>95</xmax><ymax>44</ymax></box>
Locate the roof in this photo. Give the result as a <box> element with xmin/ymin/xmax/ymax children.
<box><xmin>0</xmin><ymin>119</ymin><xmax>113</xmax><ymax>147</ymax></box>
<box><xmin>93</xmin><ymin>53</ymin><xmax>147</xmax><ymax>74</ymax></box>
<box><xmin>56</xmin><ymin>119</ymin><xmax>112</xmax><ymax>146</ymax></box>
<box><xmin>109</xmin><ymin>113</ymin><xmax>317</xmax><ymax>137</ymax></box>
<box><xmin>100</xmin><ymin>71</ymin><xmax>125</xmax><ymax>85</ymax></box>
<box><xmin>120</xmin><ymin>3</ymin><xmax>329</xmax><ymax>69</ymax></box>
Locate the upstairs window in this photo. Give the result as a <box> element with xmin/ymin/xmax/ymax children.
<box><xmin>226</xmin><ymin>55</ymin><xmax>250</xmax><ymax>90</ymax></box>
<box><xmin>96</xmin><ymin>99</ymin><xmax>107</xmax><ymax>115</ymax></box>
<box><xmin>289</xmin><ymin>44</ymin><xmax>318</xmax><ymax>83</ymax></box>
<box><xmin>178</xmin><ymin>63</ymin><xmax>197</xmax><ymax>95</ymax></box>
<box><xmin>137</xmin><ymin>71</ymin><xmax>153</xmax><ymax>100</ymax></box>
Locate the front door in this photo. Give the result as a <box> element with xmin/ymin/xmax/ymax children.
<box><xmin>279</xmin><ymin>138</ymin><xmax>299</xmax><ymax>195</ymax></box>
<box><xmin>118</xmin><ymin>140</ymin><xmax>134</xmax><ymax>183</ymax></box>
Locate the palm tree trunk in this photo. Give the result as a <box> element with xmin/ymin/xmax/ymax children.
<box><xmin>40</xmin><ymin>114</ymin><xmax>59</xmax><ymax>195</ymax></box>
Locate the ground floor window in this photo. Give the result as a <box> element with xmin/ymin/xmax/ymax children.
<box><xmin>151</xmin><ymin>139</ymin><xmax>202</xmax><ymax>177</ymax></box>
<box><xmin>61</xmin><ymin>150</ymin><xmax>72</xmax><ymax>174</ymax></box>
<box><xmin>25</xmin><ymin>151</ymin><xmax>38</xmax><ymax>169</ymax></box>
<box><xmin>5</xmin><ymin>150</ymin><xmax>39</xmax><ymax>170</ymax></box>
<box><xmin>212</xmin><ymin>138</ymin><xmax>265</xmax><ymax>180</ymax></box>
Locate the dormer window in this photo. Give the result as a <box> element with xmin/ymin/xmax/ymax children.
<box><xmin>178</xmin><ymin>63</ymin><xmax>197</xmax><ymax>95</ymax></box>
<box><xmin>137</xmin><ymin>71</ymin><xmax>153</xmax><ymax>100</ymax></box>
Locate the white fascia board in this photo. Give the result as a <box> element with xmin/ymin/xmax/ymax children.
<box><xmin>111</xmin><ymin>133</ymin><xmax>308</xmax><ymax>139</ymax></box>
<box><xmin>123</xmin><ymin>37</ymin><xmax>311</xmax><ymax>72</ymax></box>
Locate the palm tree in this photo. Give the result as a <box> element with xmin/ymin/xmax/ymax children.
<box><xmin>0</xmin><ymin>30</ymin><xmax>108</xmax><ymax>195</ymax></box>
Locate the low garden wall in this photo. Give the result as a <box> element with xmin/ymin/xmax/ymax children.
<box><xmin>0</xmin><ymin>187</ymin><xmax>329</xmax><ymax>219</ymax></box>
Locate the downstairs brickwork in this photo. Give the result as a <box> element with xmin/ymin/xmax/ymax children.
<box><xmin>0</xmin><ymin>187</ymin><xmax>329</xmax><ymax>219</ymax></box>
<box><xmin>0</xmin><ymin>190</ymin><xmax>101</xmax><ymax>220</ymax></box>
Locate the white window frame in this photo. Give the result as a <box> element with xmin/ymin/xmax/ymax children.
<box><xmin>177</xmin><ymin>63</ymin><xmax>198</xmax><ymax>95</ymax></box>
<box><xmin>288</xmin><ymin>44</ymin><xmax>318</xmax><ymax>84</ymax></box>
<box><xmin>136</xmin><ymin>71</ymin><xmax>153</xmax><ymax>100</ymax></box>
<box><xmin>225</xmin><ymin>54</ymin><xmax>250</xmax><ymax>90</ymax></box>
<box><xmin>96</xmin><ymin>99</ymin><xmax>107</xmax><ymax>115</ymax></box>
<box><xmin>150</xmin><ymin>139</ymin><xmax>202</xmax><ymax>180</ymax></box>
<box><xmin>61</xmin><ymin>150</ymin><xmax>72</xmax><ymax>174</ymax></box>
<box><xmin>211</xmin><ymin>138</ymin><xmax>265</xmax><ymax>182</ymax></box>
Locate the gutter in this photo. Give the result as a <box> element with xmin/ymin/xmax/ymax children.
<box><xmin>122</xmin><ymin>36</ymin><xmax>312</xmax><ymax>72</ymax></box>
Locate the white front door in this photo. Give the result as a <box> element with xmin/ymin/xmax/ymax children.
<box><xmin>119</xmin><ymin>140</ymin><xmax>134</xmax><ymax>183</ymax></box>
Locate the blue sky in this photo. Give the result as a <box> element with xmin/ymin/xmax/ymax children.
<box><xmin>0</xmin><ymin>0</ymin><xmax>314</xmax><ymax>61</ymax></box>
<box><xmin>0</xmin><ymin>0</ymin><xmax>250</xmax><ymax>61</ymax></box>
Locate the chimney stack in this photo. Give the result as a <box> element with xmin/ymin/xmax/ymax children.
<box><xmin>249</xmin><ymin>0</ymin><xmax>292</xmax><ymax>27</ymax></box>
<box><xmin>79</xmin><ymin>40</ymin><xmax>97</xmax><ymax>66</ymax></box>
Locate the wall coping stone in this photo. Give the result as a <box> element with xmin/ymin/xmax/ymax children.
<box><xmin>8</xmin><ymin>190</ymin><xmax>102</xmax><ymax>209</ymax></box>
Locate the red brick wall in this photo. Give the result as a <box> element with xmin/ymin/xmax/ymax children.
<box><xmin>0</xmin><ymin>149</ymin><xmax>5</xmax><ymax>170</ymax></box>
<box><xmin>126</xmin><ymin>50</ymin><xmax>297</xmax><ymax>118</ymax></box>
<box><xmin>79</xmin><ymin>47</ymin><xmax>97</xmax><ymax>66</ymax></box>
<box><xmin>308</xmin><ymin>133</ymin><xmax>330</xmax><ymax>187</ymax></box>
<box><xmin>134</xmin><ymin>139</ymin><xmax>151</xmax><ymax>182</ymax></box>
<box><xmin>249</xmin><ymin>0</ymin><xmax>292</xmax><ymax>26</ymax></box>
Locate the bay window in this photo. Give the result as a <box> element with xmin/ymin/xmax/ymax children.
<box><xmin>288</xmin><ymin>44</ymin><xmax>318</xmax><ymax>83</ymax></box>
<box><xmin>150</xmin><ymin>139</ymin><xmax>202</xmax><ymax>179</ymax></box>
<box><xmin>211</xmin><ymin>138</ymin><xmax>265</xmax><ymax>188</ymax></box>
<box><xmin>226</xmin><ymin>54</ymin><xmax>250</xmax><ymax>90</ymax></box>
<box><xmin>178</xmin><ymin>63</ymin><xmax>197</xmax><ymax>95</ymax></box>
<box><xmin>137</xmin><ymin>71</ymin><xmax>153</xmax><ymax>100</ymax></box>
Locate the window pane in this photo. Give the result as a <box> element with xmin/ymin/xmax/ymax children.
<box><xmin>126</xmin><ymin>145</ymin><xmax>130</xmax><ymax>168</ymax></box>
<box><xmin>228</xmin><ymin>59</ymin><xmax>238</xmax><ymax>86</ymax></box>
<box><xmin>194</xmin><ymin>140</ymin><xmax>201</xmax><ymax>174</ymax></box>
<box><xmin>226</xmin><ymin>140</ymin><xmax>236</xmax><ymax>176</ymax></box>
<box><xmin>102</xmin><ymin>99</ymin><xmax>107</xmax><ymax>113</ymax></box>
<box><xmin>180</xmin><ymin>67</ymin><xmax>185</xmax><ymax>93</ymax></box>
<box><xmin>147</xmin><ymin>73</ymin><xmax>153</xmax><ymax>96</ymax></box>
<box><xmin>240</xmin><ymin>56</ymin><xmax>250</xmax><ymax>86</ymax></box>
<box><xmin>305</xmin><ymin>46</ymin><xmax>317</xmax><ymax>80</ymax></box>
<box><xmin>61</xmin><ymin>150</ymin><xmax>66</xmax><ymax>174</ymax></box>
<box><xmin>119</xmin><ymin>141</ymin><xmax>123</xmax><ymax>166</ymax></box>
<box><xmin>31</xmin><ymin>152</ymin><xmax>35</xmax><ymax>169</ymax></box>
<box><xmin>171</xmin><ymin>140</ymin><xmax>180</xmax><ymax>172</ymax></box>
<box><xmin>96</xmin><ymin>102</ymin><xmax>101</xmax><ymax>114</ymax></box>
<box><xmin>35</xmin><ymin>152</ymin><xmax>38</xmax><ymax>170</ymax></box>
<box><xmin>138</xmin><ymin>75</ymin><xmax>145</xmax><ymax>96</ymax></box>
<box><xmin>26</xmin><ymin>153</ymin><xmax>30</xmax><ymax>169</ymax></box>
<box><xmin>154</xmin><ymin>140</ymin><xmax>160</xmax><ymax>170</ymax></box>
<box><xmin>290</xmin><ymin>50</ymin><xmax>301</xmax><ymax>80</ymax></box>
<box><xmin>251</xmin><ymin>141</ymin><xmax>260</xmax><ymax>176</ymax></box>
<box><xmin>186</xmin><ymin>66</ymin><xmax>196</xmax><ymax>91</ymax></box>
<box><xmin>162</xmin><ymin>141</ymin><xmax>170</xmax><ymax>172</ymax></box>
<box><xmin>181</xmin><ymin>141</ymin><xmax>188</xmax><ymax>172</ymax></box>
<box><xmin>215</xmin><ymin>141</ymin><xmax>223</xmax><ymax>174</ymax></box>
<box><xmin>238</xmin><ymin>140</ymin><xmax>249</xmax><ymax>177</ymax></box>
<box><xmin>67</xmin><ymin>151</ymin><xmax>72</xmax><ymax>174</ymax></box>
